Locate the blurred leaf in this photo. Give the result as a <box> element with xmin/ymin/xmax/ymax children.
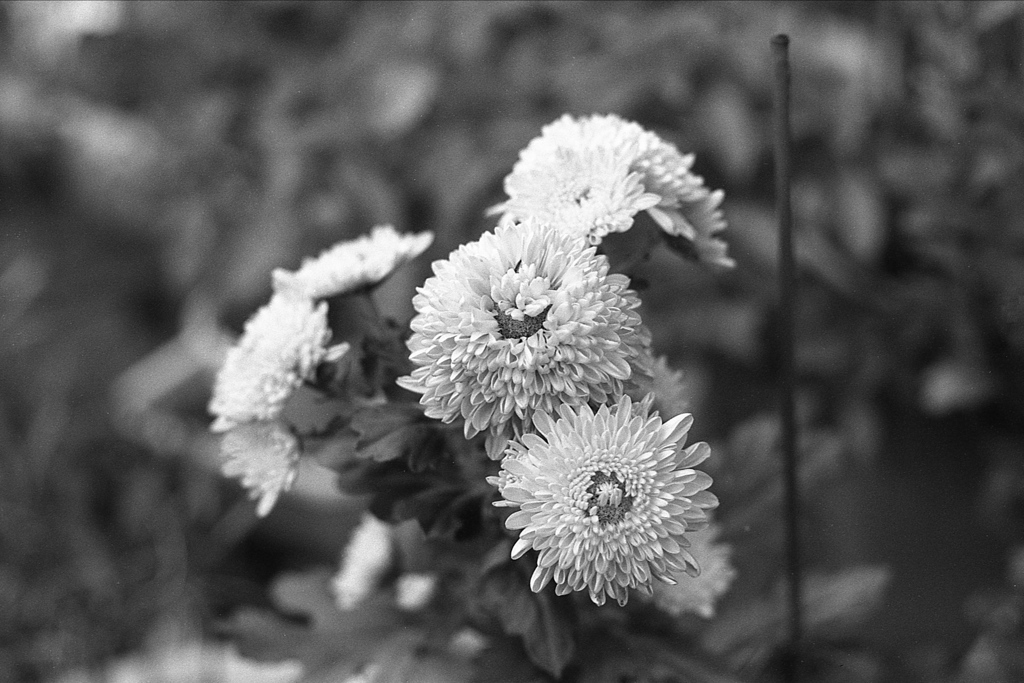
<box><xmin>472</xmin><ymin>636</ymin><xmax>551</xmax><ymax>683</ymax></box>
<box><xmin>803</xmin><ymin>566</ymin><xmax>891</xmax><ymax>636</ymax></box>
<box><xmin>698</xmin><ymin>81</ymin><xmax>760</xmax><ymax>184</ymax></box>
<box><xmin>60</xmin><ymin>101</ymin><xmax>170</xmax><ymax>228</ymax></box>
<box><xmin>716</xmin><ymin>416</ymin><xmax>845</xmax><ymax>551</ymax></box>
<box><xmin>920</xmin><ymin>357</ymin><xmax>997</xmax><ymax>415</ymax></box>
<box><xmin>836</xmin><ymin>171</ymin><xmax>886</xmax><ymax>264</ymax></box>
<box><xmin>668</xmin><ymin>301</ymin><xmax>764</xmax><ymax>364</ymax></box>
<box><xmin>703</xmin><ymin>565</ymin><xmax>890</xmax><ymax>658</ymax></box>
<box><xmin>308</xmin><ymin>630</ymin><xmax>473</xmax><ymax>683</ymax></box>
<box><xmin>366</xmin><ymin>61</ymin><xmax>440</xmax><ymax>139</ymax></box>
<box><xmin>576</xmin><ymin>629</ymin><xmax>746</xmax><ymax>683</ymax></box>
<box><xmin>220</xmin><ymin>569</ymin><xmax>408</xmax><ymax>677</ymax></box>
<box><xmin>219</xmin><ymin>607</ymin><xmax>310</xmax><ymax>664</ymax></box>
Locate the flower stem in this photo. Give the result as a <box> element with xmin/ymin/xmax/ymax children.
<box><xmin>772</xmin><ymin>33</ymin><xmax>802</xmax><ymax>683</ymax></box>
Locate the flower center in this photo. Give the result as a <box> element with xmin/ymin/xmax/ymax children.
<box><xmin>586</xmin><ymin>470</ymin><xmax>633</xmax><ymax>526</ymax></box>
<box><xmin>569</xmin><ymin>186</ymin><xmax>593</xmax><ymax>206</ymax></box>
<box><xmin>494</xmin><ymin>304</ymin><xmax>550</xmax><ymax>340</ymax></box>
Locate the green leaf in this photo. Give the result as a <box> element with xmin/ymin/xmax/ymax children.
<box><xmin>350</xmin><ymin>403</ymin><xmax>433</xmax><ymax>462</ymax></box>
<box><xmin>472</xmin><ymin>637</ymin><xmax>552</xmax><ymax>683</ymax></box>
<box><xmin>393</xmin><ymin>486</ymin><xmax>468</xmax><ymax>538</ymax></box>
<box><xmin>476</xmin><ymin>564</ymin><xmax>575</xmax><ymax>678</ymax></box>
<box><xmin>525</xmin><ymin>589</ymin><xmax>576</xmax><ymax>679</ymax></box>
<box><xmin>217</xmin><ymin>569</ymin><xmax>408</xmax><ymax>676</ymax></box>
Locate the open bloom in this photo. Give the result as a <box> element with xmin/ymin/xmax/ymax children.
<box><xmin>498</xmin><ymin>144</ymin><xmax>660</xmax><ymax>244</ymax></box>
<box><xmin>209</xmin><ymin>292</ymin><xmax>347</xmax><ymax>432</ymax></box>
<box><xmin>273</xmin><ymin>225</ymin><xmax>434</xmax><ymax>299</ymax></box>
<box><xmin>496</xmin><ymin>395</ymin><xmax>718</xmax><ymax>606</ymax></box>
<box><xmin>397</xmin><ymin>218</ymin><xmax>651</xmax><ymax>457</ymax></box>
<box><xmin>650</xmin><ymin>523</ymin><xmax>736</xmax><ymax>618</ymax></box>
<box><xmin>220</xmin><ymin>420</ymin><xmax>301</xmax><ymax>517</ymax></box>
<box><xmin>493</xmin><ymin>114</ymin><xmax>732</xmax><ymax>267</ymax></box>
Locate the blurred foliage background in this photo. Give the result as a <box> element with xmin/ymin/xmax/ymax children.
<box><xmin>2</xmin><ymin>1</ymin><xmax>1024</xmax><ymax>681</ymax></box>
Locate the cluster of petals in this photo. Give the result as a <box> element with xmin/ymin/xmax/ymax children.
<box><xmin>219</xmin><ymin>420</ymin><xmax>301</xmax><ymax>517</ymax></box>
<box><xmin>638</xmin><ymin>355</ymin><xmax>693</xmax><ymax>418</ymax></box>
<box><xmin>650</xmin><ymin>523</ymin><xmax>736</xmax><ymax>618</ymax></box>
<box><xmin>397</xmin><ymin>218</ymin><xmax>652</xmax><ymax>458</ymax></box>
<box><xmin>495</xmin><ymin>395</ymin><xmax>718</xmax><ymax>607</ymax></box>
<box><xmin>209</xmin><ymin>291</ymin><xmax>345</xmax><ymax>433</ymax></box>
<box><xmin>494</xmin><ymin>114</ymin><xmax>733</xmax><ymax>266</ymax></box>
<box><xmin>273</xmin><ymin>224</ymin><xmax>434</xmax><ymax>300</ymax></box>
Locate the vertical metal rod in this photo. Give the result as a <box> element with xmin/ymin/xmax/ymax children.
<box><xmin>772</xmin><ymin>33</ymin><xmax>801</xmax><ymax>682</ymax></box>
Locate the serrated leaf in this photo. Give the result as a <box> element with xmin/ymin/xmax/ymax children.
<box><xmin>351</xmin><ymin>403</ymin><xmax>431</xmax><ymax>462</ymax></box>
<box><xmin>392</xmin><ymin>485</ymin><xmax>466</xmax><ymax>538</ymax></box>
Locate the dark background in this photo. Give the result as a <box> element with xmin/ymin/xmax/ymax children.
<box><xmin>1</xmin><ymin>2</ymin><xmax>1023</xmax><ymax>681</ymax></box>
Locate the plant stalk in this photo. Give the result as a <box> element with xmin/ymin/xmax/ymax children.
<box><xmin>772</xmin><ymin>33</ymin><xmax>802</xmax><ymax>683</ymax></box>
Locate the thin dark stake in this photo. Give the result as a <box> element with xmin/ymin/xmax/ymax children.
<box><xmin>772</xmin><ymin>33</ymin><xmax>802</xmax><ymax>682</ymax></box>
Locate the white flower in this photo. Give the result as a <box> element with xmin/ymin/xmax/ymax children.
<box><xmin>209</xmin><ymin>292</ymin><xmax>347</xmax><ymax>433</ymax></box>
<box><xmin>495</xmin><ymin>114</ymin><xmax>733</xmax><ymax>267</ymax></box>
<box><xmin>497</xmin><ymin>395</ymin><xmax>718</xmax><ymax>606</ymax></box>
<box><xmin>637</xmin><ymin>355</ymin><xmax>692</xmax><ymax>418</ymax></box>
<box><xmin>650</xmin><ymin>523</ymin><xmax>736</xmax><ymax>618</ymax></box>
<box><xmin>398</xmin><ymin>218</ymin><xmax>652</xmax><ymax>458</ymax></box>
<box><xmin>499</xmin><ymin>145</ymin><xmax>660</xmax><ymax>244</ymax></box>
<box><xmin>220</xmin><ymin>420</ymin><xmax>301</xmax><ymax>517</ymax></box>
<box><xmin>332</xmin><ymin>513</ymin><xmax>394</xmax><ymax>611</ymax></box>
<box><xmin>273</xmin><ymin>225</ymin><xmax>433</xmax><ymax>299</ymax></box>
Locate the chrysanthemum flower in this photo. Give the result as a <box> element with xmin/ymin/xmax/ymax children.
<box><xmin>332</xmin><ymin>512</ymin><xmax>394</xmax><ymax>611</ymax></box>
<box><xmin>273</xmin><ymin>225</ymin><xmax>434</xmax><ymax>299</ymax></box>
<box><xmin>650</xmin><ymin>523</ymin><xmax>736</xmax><ymax>618</ymax></box>
<box><xmin>638</xmin><ymin>355</ymin><xmax>693</xmax><ymax>418</ymax></box>
<box><xmin>496</xmin><ymin>395</ymin><xmax>718</xmax><ymax>606</ymax></box>
<box><xmin>220</xmin><ymin>420</ymin><xmax>301</xmax><ymax>517</ymax></box>
<box><xmin>209</xmin><ymin>292</ymin><xmax>348</xmax><ymax>433</ymax></box>
<box><xmin>499</xmin><ymin>145</ymin><xmax>660</xmax><ymax>244</ymax></box>
<box><xmin>494</xmin><ymin>114</ymin><xmax>733</xmax><ymax>267</ymax></box>
<box><xmin>397</xmin><ymin>218</ymin><xmax>652</xmax><ymax>458</ymax></box>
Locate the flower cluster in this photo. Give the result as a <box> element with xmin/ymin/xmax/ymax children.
<box><xmin>209</xmin><ymin>226</ymin><xmax>433</xmax><ymax>516</ymax></box>
<box><xmin>397</xmin><ymin>114</ymin><xmax>728</xmax><ymax>604</ymax></box>
<box><xmin>208</xmin><ymin>113</ymin><xmax>731</xmax><ymax>609</ymax></box>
